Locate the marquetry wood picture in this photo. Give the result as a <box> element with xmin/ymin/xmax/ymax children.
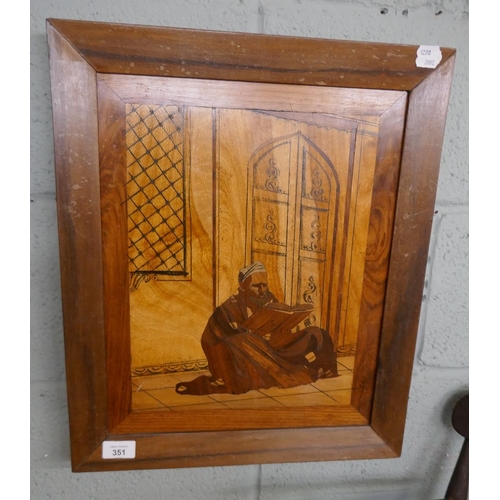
<box><xmin>48</xmin><ymin>18</ymin><xmax>455</xmax><ymax>471</ymax></box>
<box><xmin>96</xmin><ymin>75</ymin><xmax>398</xmax><ymax>410</ymax></box>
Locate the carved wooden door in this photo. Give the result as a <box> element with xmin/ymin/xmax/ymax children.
<box><xmin>247</xmin><ymin>131</ymin><xmax>338</xmax><ymax>333</ymax></box>
<box><xmin>217</xmin><ymin>109</ymin><xmax>364</xmax><ymax>348</ymax></box>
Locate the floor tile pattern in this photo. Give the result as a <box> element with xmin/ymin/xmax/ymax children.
<box><xmin>131</xmin><ymin>356</ymin><xmax>355</xmax><ymax>410</ymax></box>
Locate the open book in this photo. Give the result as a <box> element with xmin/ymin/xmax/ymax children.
<box><xmin>243</xmin><ymin>302</ymin><xmax>314</xmax><ymax>338</ymax></box>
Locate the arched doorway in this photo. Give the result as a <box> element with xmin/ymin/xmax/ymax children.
<box><xmin>246</xmin><ymin>131</ymin><xmax>340</xmax><ymax>336</ymax></box>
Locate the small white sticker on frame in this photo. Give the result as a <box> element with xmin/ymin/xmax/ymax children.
<box><xmin>415</xmin><ymin>45</ymin><xmax>442</xmax><ymax>69</ymax></box>
<box><xmin>102</xmin><ymin>440</ymin><xmax>136</xmax><ymax>459</ymax></box>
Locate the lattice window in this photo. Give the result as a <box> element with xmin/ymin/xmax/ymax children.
<box><xmin>126</xmin><ymin>104</ymin><xmax>189</xmax><ymax>282</ymax></box>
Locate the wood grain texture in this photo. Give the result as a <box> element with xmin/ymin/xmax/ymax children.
<box><xmin>370</xmin><ymin>55</ymin><xmax>456</xmax><ymax>454</ymax></box>
<box><xmin>113</xmin><ymin>405</ymin><xmax>367</xmax><ymax>433</ymax></box>
<box><xmin>124</xmin><ymin>102</ymin><xmax>363</xmax><ymax>401</ymax></box>
<box><xmin>100</xmin><ymin>74</ymin><xmax>403</xmax><ymax>117</ymax></box>
<box><xmin>351</xmin><ymin>95</ymin><xmax>407</xmax><ymax>419</ymax></box>
<box><xmin>111</xmin><ymin>78</ymin><xmax>381</xmax><ymax>387</ymax></box>
<box><xmin>98</xmin><ymin>80</ymin><xmax>131</xmax><ymax>430</ymax></box>
<box><xmin>47</xmin><ymin>18</ymin><xmax>454</xmax><ymax>91</ymax></box>
<box><xmin>126</xmin><ymin>105</ymin><xmax>215</xmax><ymax>370</ymax></box>
<box><xmin>336</xmin><ymin>124</ymin><xmax>379</xmax><ymax>351</ymax></box>
<box><xmin>81</xmin><ymin>425</ymin><xmax>396</xmax><ymax>471</ymax></box>
<box><xmin>47</xmin><ymin>24</ymin><xmax>108</xmax><ymax>469</ymax></box>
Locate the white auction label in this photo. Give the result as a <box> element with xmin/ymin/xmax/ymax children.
<box><xmin>102</xmin><ymin>440</ymin><xmax>136</xmax><ymax>459</ymax></box>
<box><xmin>415</xmin><ymin>45</ymin><xmax>442</xmax><ymax>69</ymax></box>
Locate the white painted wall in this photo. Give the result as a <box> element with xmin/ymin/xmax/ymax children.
<box><xmin>30</xmin><ymin>1</ymin><xmax>468</xmax><ymax>499</ymax></box>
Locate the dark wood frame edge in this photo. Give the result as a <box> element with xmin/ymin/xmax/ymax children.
<box><xmin>46</xmin><ymin>18</ymin><xmax>456</xmax><ymax>471</ymax></box>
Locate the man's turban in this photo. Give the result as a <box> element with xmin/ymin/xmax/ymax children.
<box><xmin>238</xmin><ymin>261</ymin><xmax>266</xmax><ymax>283</ymax></box>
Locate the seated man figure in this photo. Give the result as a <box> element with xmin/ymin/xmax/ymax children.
<box><xmin>176</xmin><ymin>261</ymin><xmax>338</xmax><ymax>395</ymax></box>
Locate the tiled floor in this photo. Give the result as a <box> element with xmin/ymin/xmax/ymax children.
<box><xmin>131</xmin><ymin>356</ymin><xmax>355</xmax><ymax>411</ymax></box>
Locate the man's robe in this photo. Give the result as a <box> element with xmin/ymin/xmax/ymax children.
<box><xmin>175</xmin><ymin>290</ymin><xmax>338</xmax><ymax>395</ymax></box>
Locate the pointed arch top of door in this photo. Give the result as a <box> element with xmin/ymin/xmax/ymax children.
<box><xmin>245</xmin><ymin>129</ymin><xmax>342</xmax><ymax>328</ymax></box>
<box><xmin>246</xmin><ymin>130</ymin><xmax>340</xmax><ymax>198</ymax></box>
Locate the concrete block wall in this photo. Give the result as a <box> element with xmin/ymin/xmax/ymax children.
<box><xmin>30</xmin><ymin>1</ymin><xmax>468</xmax><ymax>498</ymax></box>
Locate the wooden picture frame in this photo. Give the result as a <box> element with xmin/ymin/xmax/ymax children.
<box><xmin>46</xmin><ymin>18</ymin><xmax>455</xmax><ymax>472</ymax></box>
